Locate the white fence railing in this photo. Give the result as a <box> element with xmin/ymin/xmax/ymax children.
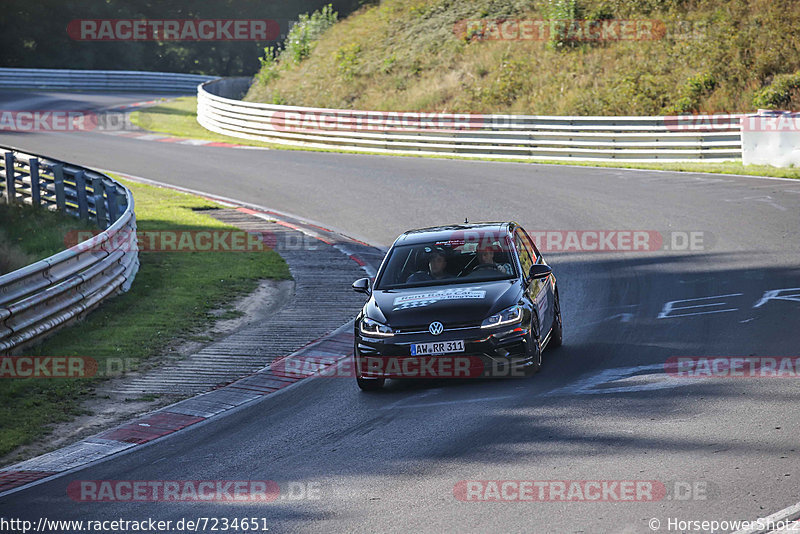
<box><xmin>0</xmin><ymin>146</ymin><xmax>139</xmax><ymax>354</ymax></box>
<box><xmin>0</xmin><ymin>68</ymin><xmax>216</xmax><ymax>93</ymax></box>
<box><xmin>198</xmin><ymin>79</ymin><xmax>743</xmax><ymax>162</ymax></box>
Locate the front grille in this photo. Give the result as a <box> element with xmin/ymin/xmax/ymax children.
<box><xmin>394</xmin><ymin>322</ymin><xmax>480</xmax><ymax>335</ymax></box>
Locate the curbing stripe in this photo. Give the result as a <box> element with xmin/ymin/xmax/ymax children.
<box><xmin>96</xmin><ymin>412</ymin><xmax>206</xmax><ymax>445</ymax></box>
<box><xmin>0</xmin><ymin>471</ymin><xmax>59</xmax><ymax>492</ymax></box>
<box><xmin>349</xmin><ymin>254</ymin><xmax>367</xmax><ymax>267</ymax></box>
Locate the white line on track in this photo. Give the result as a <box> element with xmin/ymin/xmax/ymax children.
<box><xmin>380</xmin><ymin>394</ymin><xmax>516</xmax><ymax>410</ymax></box>
<box><xmin>732</xmin><ymin>502</ymin><xmax>800</xmax><ymax>534</ymax></box>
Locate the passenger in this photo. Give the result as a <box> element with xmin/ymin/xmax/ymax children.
<box><xmin>406</xmin><ymin>248</ymin><xmax>450</xmax><ymax>282</ymax></box>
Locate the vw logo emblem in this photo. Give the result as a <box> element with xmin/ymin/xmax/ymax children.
<box><xmin>429</xmin><ymin>321</ymin><xmax>444</xmax><ymax>335</ymax></box>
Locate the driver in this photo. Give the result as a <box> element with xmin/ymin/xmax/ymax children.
<box><xmin>406</xmin><ymin>248</ymin><xmax>451</xmax><ymax>282</ymax></box>
<box><xmin>470</xmin><ymin>244</ymin><xmax>512</xmax><ymax>275</ymax></box>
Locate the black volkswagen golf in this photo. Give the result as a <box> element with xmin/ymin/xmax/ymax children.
<box><xmin>352</xmin><ymin>222</ymin><xmax>562</xmax><ymax>391</ymax></box>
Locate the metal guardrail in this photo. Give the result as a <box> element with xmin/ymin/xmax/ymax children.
<box><xmin>0</xmin><ymin>68</ymin><xmax>215</xmax><ymax>93</ymax></box>
<box><xmin>0</xmin><ymin>146</ymin><xmax>139</xmax><ymax>354</ymax></box>
<box><xmin>198</xmin><ymin>79</ymin><xmax>743</xmax><ymax>162</ymax></box>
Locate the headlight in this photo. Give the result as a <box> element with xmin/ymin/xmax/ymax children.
<box><xmin>359</xmin><ymin>317</ymin><xmax>394</xmax><ymax>337</ymax></box>
<box><xmin>481</xmin><ymin>305</ymin><xmax>523</xmax><ymax>328</ymax></box>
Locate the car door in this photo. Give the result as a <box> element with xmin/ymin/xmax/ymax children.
<box><xmin>514</xmin><ymin>226</ymin><xmax>553</xmax><ymax>337</ymax></box>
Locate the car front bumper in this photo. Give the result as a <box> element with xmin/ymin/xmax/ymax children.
<box><xmin>354</xmin><ymin>323</ymin><xmax>536</xmax><ymax>379</ymax></box>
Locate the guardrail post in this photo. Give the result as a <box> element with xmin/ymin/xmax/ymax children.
<box><xmin>90</xmin><ymin>176</ymin><xmax>107</xmax><ymax>228</ymax></box>
<box><xmin>53</xmin><ymin>164</ymin><xmax>66</xmax><ymax>211</ymax></box>
<box><xmin>106</xmin><ymin>182</ymin><xmax>119</xmax><ymax>223</ymax></box>
<box><xmin>3</xmin><ymin>152</ymin><xmax>15</xmax><ymax>204</ymax></box>
<box><xmin>74</xmin><ymin>170</ymin><xmax>89</xmax><ymax>221</ymax></box>
<box><xmin>117</xmin><ymin>188</ymin><xmax>128</xmax><ymax>215</ymax></box>
<box><xmin>29</xmin><ymin>158</ymin><xmax>41</xmax><ymax>207</ymax></box>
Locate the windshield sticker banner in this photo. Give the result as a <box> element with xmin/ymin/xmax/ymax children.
<box><xmin>393</xmin><ymin>288</ymin><xmax>486</xmax><ymax>310</ymax></box>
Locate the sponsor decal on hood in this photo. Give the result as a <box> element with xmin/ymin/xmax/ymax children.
<box><xmin>392</xmin><ymin>287</ymin><xmax>486</xmax><ymax>310</ymax></box>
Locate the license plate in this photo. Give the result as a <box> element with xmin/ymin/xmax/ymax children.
<box><xmin>411</xmin><ymin>340</ymin><xmax>465</xmax><ymax>356</ymax></box>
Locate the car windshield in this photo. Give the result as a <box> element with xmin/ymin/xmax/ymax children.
<box><xmin>375</xmin><ymin>235</ymin><xmax>517</xmax><ymax>289</ymax></box>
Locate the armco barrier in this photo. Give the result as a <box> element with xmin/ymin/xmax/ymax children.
<box><xmin>198</xmin><ymin>78</ymin><xmax>742</xmax><ymax>162</ymax></box>
<box><xmin>0</xmin><ymin>68</ymin><xmax>215</xmax><ymax>93</ymax></box>
<box><xmin>0</xmin><ymin>146</ymin><xmax>139</xmax><ymax>354</ymax></box>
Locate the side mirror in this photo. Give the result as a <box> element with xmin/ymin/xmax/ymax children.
<box><xmin>528</xmin><ymin>264</ymin><xmax>552</xmax><ymax>280</ymax></box>
<box><xmin>352</xmin><ymin>277</ymin><xmax>372</xmax><ymax>294</ymax></box>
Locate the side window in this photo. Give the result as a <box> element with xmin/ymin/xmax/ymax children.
<box><xmin>519</xmin><ymin>227</ymin><xmax>540</xmax><ymax>262</ymax></box>
<box><xmin>514</xmin><ymin>228</ymin><xmax>534</xmax><ymax>277</ymax></box>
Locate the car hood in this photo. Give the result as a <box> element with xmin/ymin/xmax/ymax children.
<box><xmin>367</xmin><ymin>280</ymin><xmax>521</xmax><ymax>328</ymax></box>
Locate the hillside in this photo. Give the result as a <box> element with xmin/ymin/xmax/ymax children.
<box><xmin>245</xmin><ymin>0</ymin><xmax>800</xmax><ymax>115</ymax></box>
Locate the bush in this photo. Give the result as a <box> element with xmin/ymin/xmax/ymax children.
<box><xmin>284</xmin><ymin>4</ymin><xmax>338</xmax><ymax>64</ymax></box>
<box><xmin>543</xmin><ymin>0</ymin><xmax>582</xmax><ymax>50</ymax></box>
<box><xmin>335</xmin><ymin>43</ymin><xmax>362</xmax><ymax>80</ymax></box>
<box><xmin>753</xmin><ymin>72</ymin><xmax>800</xmax><ymax>109</ymax></box>
<box><xmin>664</xmin><ymin>72</ymin><xmax>717</xmax><ymax>113</ymax></box>
<box><xmin>475</xmin><ymin>57</ymin><xmax>529</xmax><ymax>106</ymax></box>
<box><xmin>256</xmin><ymin>46</ymin><xmax>280</xmax><ymax>86</ymax></box>
<box><xmin>252</xmin><ymin>4</ymin><xmax>338</xmax><ymax>94</ymax></box>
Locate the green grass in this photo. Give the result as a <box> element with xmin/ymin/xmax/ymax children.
<box><xmin>485</xmin><ymin>159</ymin><xmax>800</xmax><ymax>179</ymax></box>
<box><xmin>0</xmin><ymin>179</ymin><xmax>290</xmax><ymax>462</ymax></box>
<box><xmin>129</xmin><ymin>97</ymin><xmax>275</xmax><ymax>148</ymax></box>
<box><xmin>0</xmin><ymin>203</ymin><xmax>95</xmax><ymax>274</ymax></box>
<box><xmin>122</xmin><ymin>97</ymin><xmax>800</xmax><ymax>180</ymax></box>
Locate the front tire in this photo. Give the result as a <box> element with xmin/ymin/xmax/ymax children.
<box><xmin>525</xmin><ymin>313</ymin><xmax>543</xmax><ymax>375</ymax></box>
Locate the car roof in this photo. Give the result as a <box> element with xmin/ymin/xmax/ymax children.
<box><xmin>392</xmin><ymin>222</ymin><xmax>514</xmax><ymax>246</ymax></box>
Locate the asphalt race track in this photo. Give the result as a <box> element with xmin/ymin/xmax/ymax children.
<box><xmin>1</xmin><ymin>90</ymin><xmax>800</xmax><ymax>533</ymax></box>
